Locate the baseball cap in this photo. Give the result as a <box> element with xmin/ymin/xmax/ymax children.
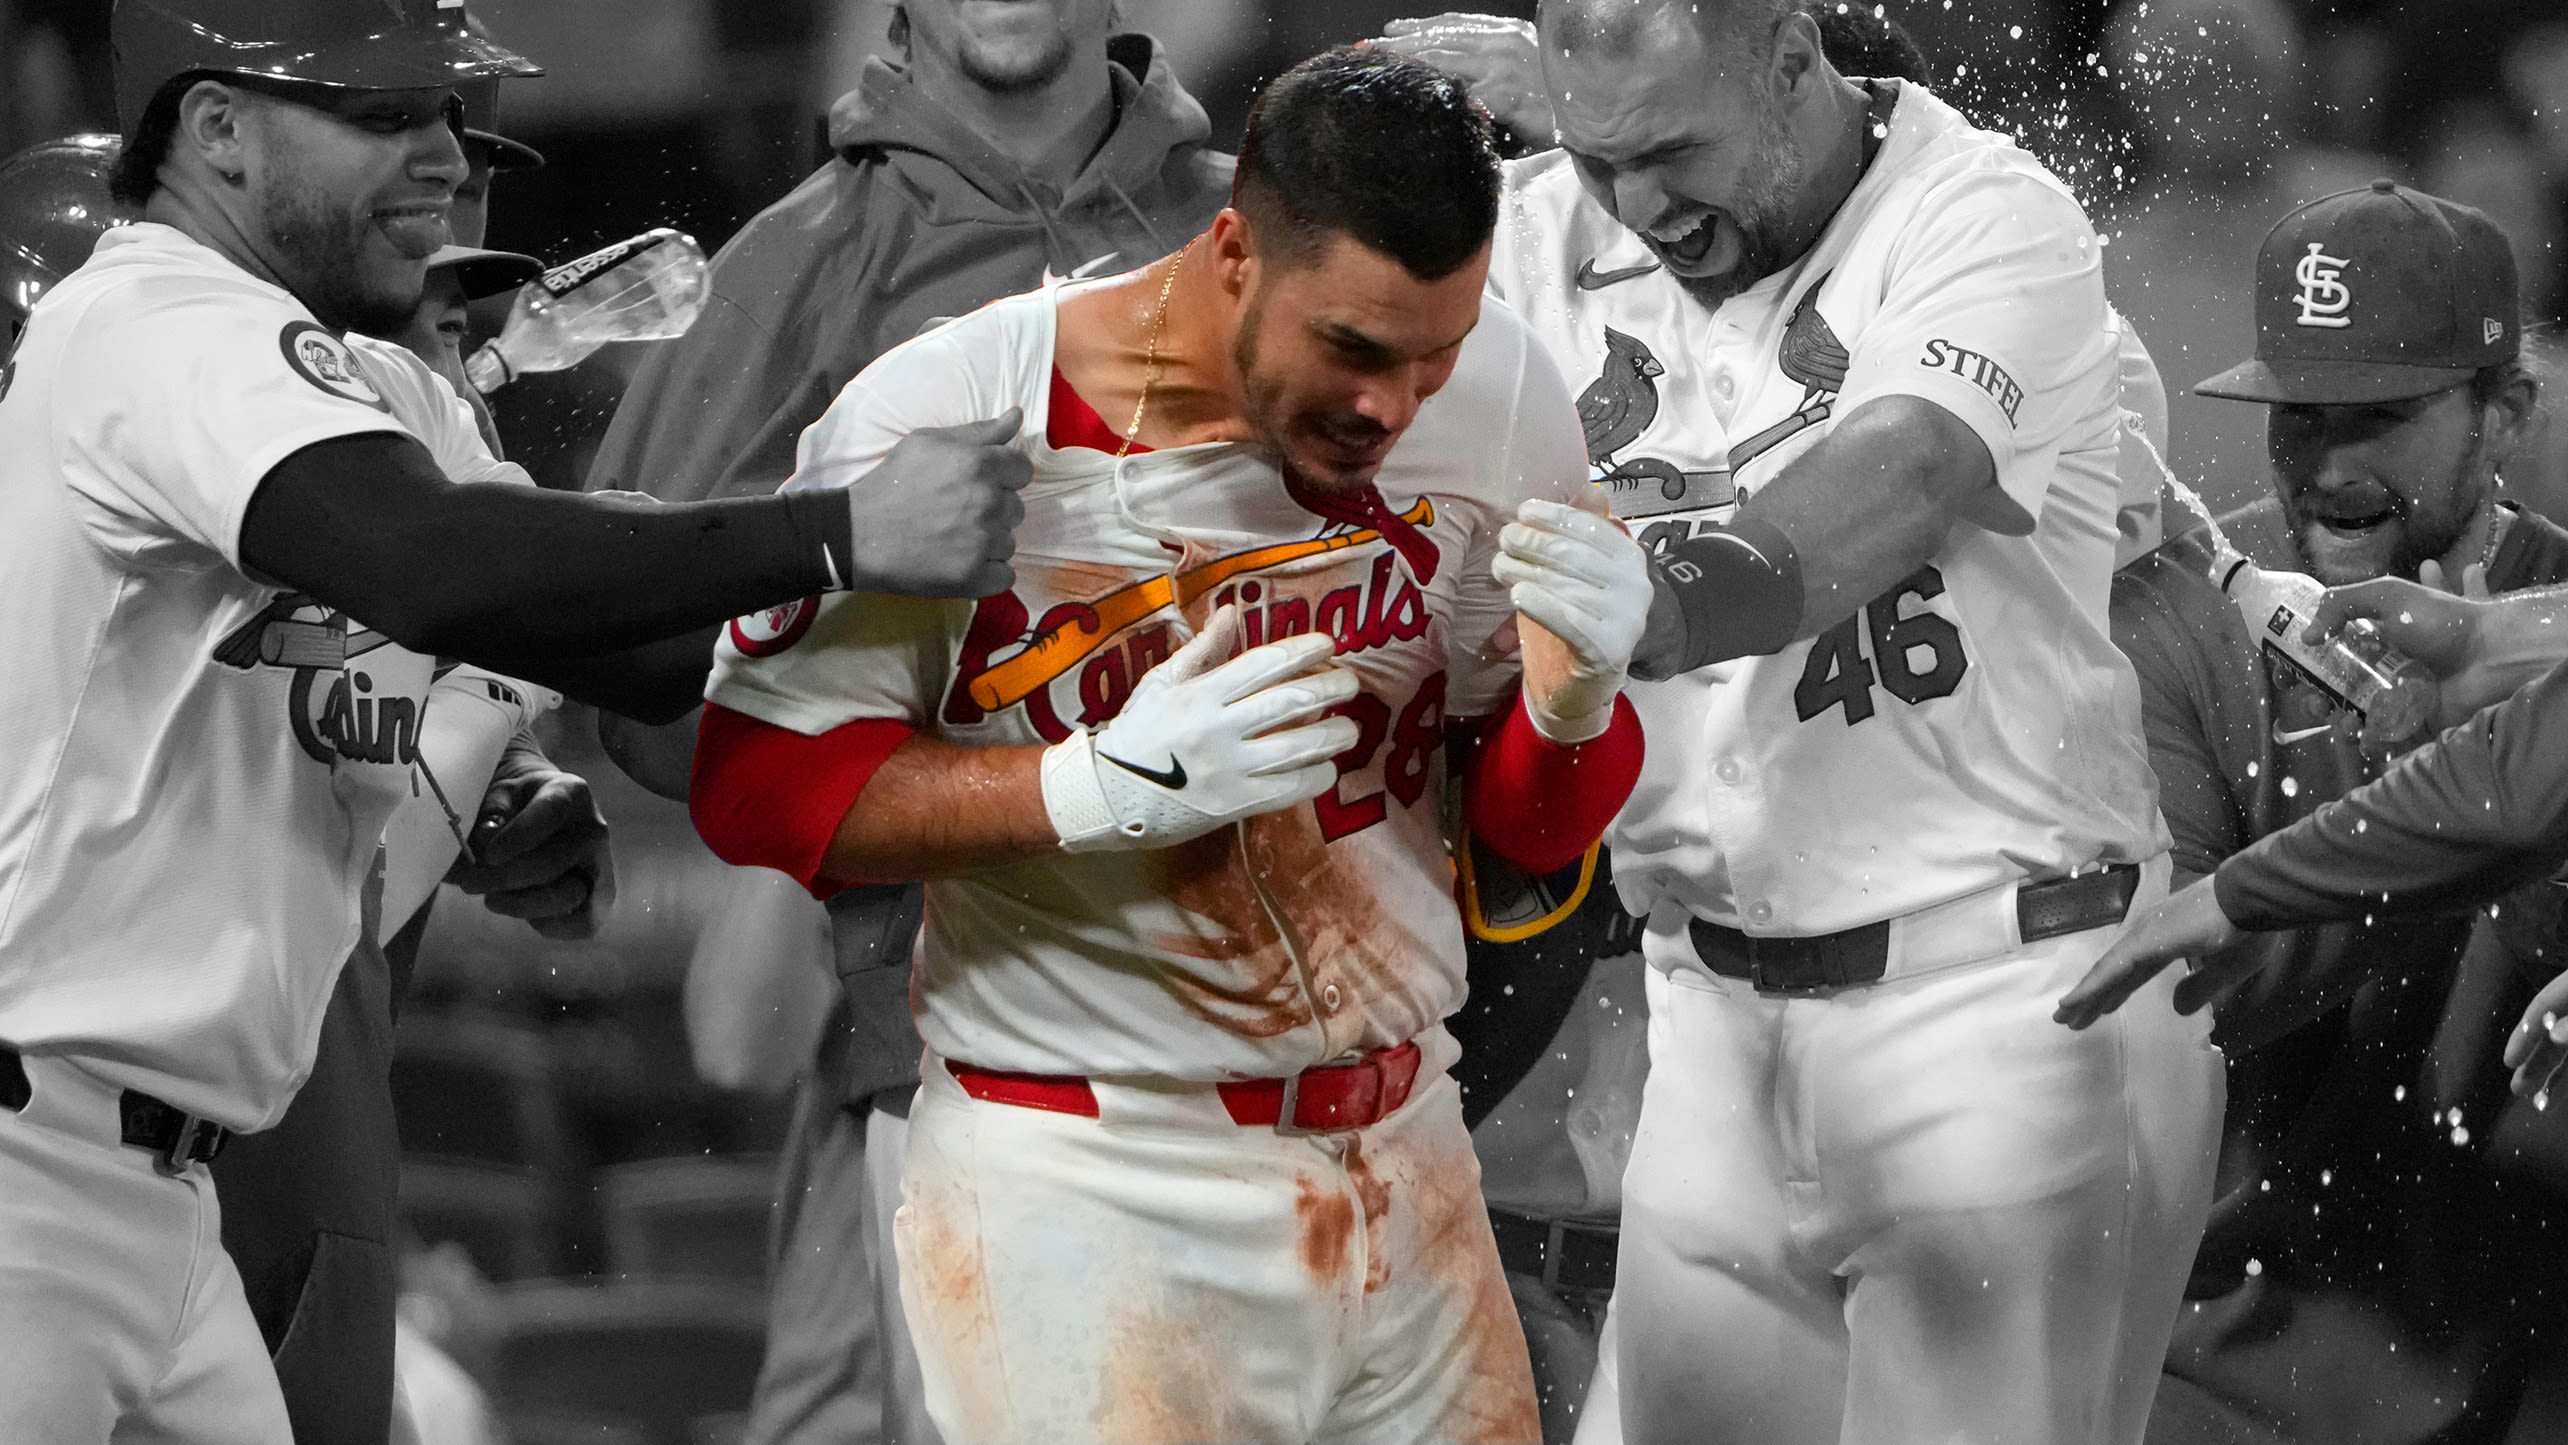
<box><xmin>2195</xmin><ymin>179</ymin><xmax>2519</xmax><ymax>406</ymax></box>
<box><xmin>426</xmin><ymin>245</ymin><xmax>541</xmax><ymax>301</ymax></box>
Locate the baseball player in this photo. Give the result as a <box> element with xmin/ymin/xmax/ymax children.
<box><xmin>2093</xmin><ymin>182</ymin><xmax>2568</xmax><ymax>1438</ymax></box>
<box><xmin>581</xmin><ymin>8</ymin><xmax>1234</xmax><ymax>1438</ymax></box>
<box><xmin>1448</xmin><ymin>2</ymin><xmax>2218</xmax><ymax>1440</ymax></box>
<box><xmin>0</xmin><ymin>0</ymin><xmax>1027</xmax><ymax>1434</ymax></box>
<box><xmin>0</xmin><ymin>129</ymin><xmax>603</xmax><ymax>1445</ymax></box>
<box><xmin>688</xmin><ymin>47</ymin><xmax>1651</xmax><ymax>1444</ymax></box>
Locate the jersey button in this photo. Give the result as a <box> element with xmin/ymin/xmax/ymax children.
<box><xmin>1746</xmin><ymin>900</ymin><xmax>1774</xmax><ymax>926</ymax></box>
<box><xmin>1715</xmin><ymin>374</ymin><xmax>1736</xmax><ymax>399</ymax></box>
<box><xmin>1321</xmin><ymin>983</ymin><xmax>1343</xmax><ymax>1013</ymax></box>
<box><xmin>1715</xmin><ymin>757</ymin><xmax>1743</xmax><ymax>785</ymax></box>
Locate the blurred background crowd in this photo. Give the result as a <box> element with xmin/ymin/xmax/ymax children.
<box><xmin>7</xmin><ymin>0</ymin><xmax>2567</xmax><ymax>1441</ymax></box>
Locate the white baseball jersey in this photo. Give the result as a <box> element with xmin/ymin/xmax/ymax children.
<box><xmin>0</xmin><ymin>223</ymin><xmax>432</xmax><ymax>1131</ymax></box>
<box><xmin>1488</xmin><ymin>81</ymin><xmax>2165</xmax><ymax>938</ymax></box>
<box><xmin>704</xmin><ymin>284</ymin><xmax>1593</xmax><ymax>1080</ymax></box>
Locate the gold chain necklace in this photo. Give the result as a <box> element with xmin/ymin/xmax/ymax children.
<box><xmin>1118</xmin><ymin>245</ymin><xmax>1187</xmax><ymax>459</ymax></box>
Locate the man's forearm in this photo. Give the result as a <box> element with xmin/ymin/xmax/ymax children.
<box><xmin>2463</xmin><ymin>586</ymin><xmax>2568</xmax><ymax>713</ymax></box>
<box><xmin>476</xmin><ymin>628</ymin><xmax>722</xmax><ymax>728</ymax></box>
<box><xmin>1641</xmin><ymin>396</ymin><xmax>1997</xmax><ymax>675</ymax></box>
<box><xmin>243</xmin><ymin>435</ymin><xmax>845</xmax><ymax>666</ymax></box>
<box><xmin>821</xmin><ymin>735</ymin><xmax>1059</xmax><ymax>884</ymax></box>
<box><xmin>2215</xmin><ymin>656</ymin><xmax>2568</xmax><ymax>930</ymax></box>
<box><xmin>1741</xmin><ymin>394</ymin><xmax>1992</xmax><ymax>638</ymax></box>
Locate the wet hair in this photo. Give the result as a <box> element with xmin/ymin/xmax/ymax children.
<box><xmin>1543</xmin><ymin>0</ymin><xmax>1799</xmax><ymax>67</ymax></box>
<box><xmin>1807</xmin><ymin>2</ymin><xmax>1931</xmax><ymax>81</ymax></box>
<box><xmin>1231</xmin><ymin>46</ymin><xmax>1500</xmax><ymax>281</ymax></box>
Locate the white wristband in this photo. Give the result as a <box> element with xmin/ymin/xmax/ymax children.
<box><xmin>1040</xmin><ymin>731</ymin><xmax>1138</xmax><ymax>851</ymax></box>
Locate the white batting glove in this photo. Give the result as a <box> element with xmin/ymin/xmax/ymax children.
<box><xmin>1491</xmin><ymin>498</ymin><xmax>1652</xmax><ymax>742</ymax></box>
<box><xmin>1040</xmin><ymin>605</ymin><xmax>1361</xmax><ymax>852</ymax></box>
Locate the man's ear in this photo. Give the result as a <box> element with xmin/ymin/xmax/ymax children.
<box><xmin>2485</xmin><ymin>366</ymin><xmax>2542</xmax><ymax>471</ymax></box>
<box><xmin>1207</xmin><ymin>206</ymin><xmax>1258</xmax><ymax>300</ymax></box>
<box><xmin>177</xmin><ymin>79</ymin><xmax>253</xmax><ymax>183</ymax></box>
<box><xmin>1770</xmin><ymin>12</ymin><xmax>1828</xmax><ymax>102</ymax></box>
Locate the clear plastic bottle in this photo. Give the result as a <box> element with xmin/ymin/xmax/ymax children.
<box><xmin>463</xmin><ymin>228</ymin><xmax>708</xmax><ymax>394</ymax></box>
<box><xmin>2209</xmin><ymin>544</ymin><xmax>2438</xmax><ymax>743</ymax></box>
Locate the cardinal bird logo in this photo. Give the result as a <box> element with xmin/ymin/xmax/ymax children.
<box><xmin>1578</xmin><ymin>327</ymin><xmax>1664</xmax><ymax>470</ymax></box>
<box><xmin>1576</xmin><ymin>327</ymin><xmax>1734</xmax><ymax>521</ymax></box>
<box><xmin>1727</xmin><ymin>273</ymin><xmax>1847</xmax><ymax>473</ymax></box>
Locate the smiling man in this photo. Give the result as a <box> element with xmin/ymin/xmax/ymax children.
<box><xmin>688</xmin><ymin>47</ymin><xmax>1651</xmax><ymax>1444</ymax></box>
<box><xmin>2071</xmin><ymin>185</ymin><xmax>2568</xmax><ymax>1440</ymax></box>
<box><xmin>0</xmin><ymin>0</ymin><xmax>1033</xmax><ymax>1436</ymax></box>
<box><xmin>1435</xmin><ymin>1</ymin><xmax>2215</xmax><ymax>1441</ymax></box>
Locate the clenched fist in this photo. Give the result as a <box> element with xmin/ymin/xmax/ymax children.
<box><xmin>827</xmin><ymin>408</ymin><xmax>1033</xmax><ymax>599</ymax></box>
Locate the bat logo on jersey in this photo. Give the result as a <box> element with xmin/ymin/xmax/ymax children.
<box><xmin>1725</xmin><ymin>276</ymin><xmax>1847</xmax><ymax>475</ymax></box>
<box><xmin>278</xmin><ymin>322</ymin><xmax>391</xmax><ymax>412</ymax></box>
<box><xmin>940</xmin><ymin>499</ymin><xmax>1439</xmax><ymax>741</ymax></box>
<box><xmin>1578</xmin><ymin>328</ymin><xmax>1733</xmax><ymax>520</ymax></box>
<box><xmin>730</xmin><ymin>597</ymin><xmax>819</xmax><ymax>657</ymax></box>
<box><xmin>213</xmin><ymin>595</ymin><xmax>418</xmax><ymax>767</ymax></box>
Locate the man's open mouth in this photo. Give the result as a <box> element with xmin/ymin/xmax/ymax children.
<box><xmin>2307</xmin><ymin>484</ymin><xmax>2401</xmax><ymax>538</ymax></box>
<box><xmin>1650</xmin><ymin>212</ymin><xmax>1720</xmax><ymax>270</ymax></box>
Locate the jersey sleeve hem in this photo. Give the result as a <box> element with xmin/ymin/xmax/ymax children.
<box><xmin>690</xmin><ymin>704</ymin><xmax>919</xmax><ymax>897</ymax></box>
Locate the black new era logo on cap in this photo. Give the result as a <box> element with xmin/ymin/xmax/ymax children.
<box><xmin>2196</xmin><ymin>179</ymin><xmax>2519</xmax><ymax>406</ymax></box>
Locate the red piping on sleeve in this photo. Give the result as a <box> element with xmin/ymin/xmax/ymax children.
<box><xmin>1461</xmin><ymin>693</ymin><xmax>1644</xmax><ymax>875</ymax></box>
<box><xmin>691</xmin><ymin>703</ymin><xmax>917</xmax><ymax>897</ymax></box>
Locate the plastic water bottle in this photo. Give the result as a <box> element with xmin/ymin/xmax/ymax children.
<box><xmin>463</xmin><ymin>228</ymin><xmax>708</xmax><ymax>394</ymax></box>
<box><xmin>2210</xmin><ymin>545</ymin><xmax>2437</xmax><ymax>742</ymax></box>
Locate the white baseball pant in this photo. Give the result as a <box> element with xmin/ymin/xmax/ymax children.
<box><xmin>894</xmin><ymin>1044</ymin><xmax>1541</xmax><ymax>1444</ymax></box>
<box><xmin>1612</xmin><ymin>869</ymin><xmax>2223</xmax><ymax>1444</ymax></box>
<box><xmin>0</xmin><ymin>1054</ymin><xmax>289</xmax><ymax>1443</ymax></box>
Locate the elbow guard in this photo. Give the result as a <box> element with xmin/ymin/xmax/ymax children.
<box><xmin>1631</xmin><ymin>516</ymin><xmax>1805</xmax><ymax>679</ymax></box>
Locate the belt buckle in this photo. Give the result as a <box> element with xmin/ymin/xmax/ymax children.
<box><xmin>1273</xmin><ymin>1058</ymin><xmax>1379</xmax><ymax>1136</ymax></box>
<box><xmin>154</xmin><ymin>1115</ymin><xmax>219</xmax><ymax>1177</ymax></box>
<box><xmin>1273</xmin><ymin>1070</ymin><xmax>1320</xmax><ymax>1136</ymax></box>
<box><xmin>1745</xmin><ymin>940</ymin><xmax>1825</xmax><ymax>997</ymax></box>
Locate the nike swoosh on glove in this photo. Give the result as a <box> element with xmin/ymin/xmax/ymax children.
<box><xmin>1491</xmin><ymin>497</ymin><xmax>1652</xmax><ymax>742</ymax></box>
<box><xmin>1040</xmin><ymin>604</ymin><xmax>1362</xmax><ymax>852</ymax></box>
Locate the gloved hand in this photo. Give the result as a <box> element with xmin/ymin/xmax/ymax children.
<box><xmin>1041</xmin><ymin>605</ymin><xmax>1361</xmax><ymax>852</ymax></box>
<box><xmin>1492</xmin><ymin>498</ymin><xmax>1651</xmax><ymax>741</ymax></box>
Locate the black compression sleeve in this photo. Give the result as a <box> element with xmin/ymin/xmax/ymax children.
<box><xmin>1632</xmin><ymin>515</ymin><xmax>1806</xmax><ymax>678</ymax></box>
<box><xmin>468</xmin><ymin>626</ymin><xmax>723</xmax><ymax>727</ymax></box>
<box><xmin>240</xmin><ymin>433</ymin><xmax>851</xmax><ymax>664</ymax></box>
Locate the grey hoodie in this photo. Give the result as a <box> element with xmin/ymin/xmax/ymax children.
<box><xmin>586</xmin><ymin>32</ymin><xmax>1233</xmax><ymax>506</ymax></box>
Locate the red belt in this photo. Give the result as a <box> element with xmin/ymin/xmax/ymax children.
<box><xmin>945</xmin><ymin>1040</ymin><xmax>1423</xmax><ymax>1135</ymax></box>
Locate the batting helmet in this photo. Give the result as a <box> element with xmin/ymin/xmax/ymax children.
<box><xmin>1</xmin><ymin>135</ymin><xmax>125</xmax><ymax>330</ymax></box>
<box><xmin>111</xmin><ymin>0</ymin><xmax>542</xmax><ymax>134</ymax></box>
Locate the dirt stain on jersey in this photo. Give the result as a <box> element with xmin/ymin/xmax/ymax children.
<box><xmin>1382</xmin><ymin>1103</ymin><xmax>1542</xmax><ymax>1442</ymax></box>
<box><xmin>1295</xmin><ymin>1172</ymin><xmax>1357</xmax><ymax>1285</ymax></box>
<box><xmin>1145</xmin><ymin>828</ymin><xmax>1315</xmax><ymax>1039</ymax></box>
<box><xmin>894</xmin><ymin>1163</ymin><xmax>1013</xmax><ymax>1442</ymax></box>
<box><xmin>1343</xmin><ymin>1134</ymin><xmax>1399</xmax><ymax>1295</ymax></box>
<box><xmin>1093</xmin><ymin>1295</ymin><xmax>1250</xmax><ymax>1443</ymax></box>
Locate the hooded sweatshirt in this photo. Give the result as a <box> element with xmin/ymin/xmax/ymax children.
<box><xmin>585</xmin><ymin>33</ymin><xmax>1233</xmax><ymax>504</ymax></box>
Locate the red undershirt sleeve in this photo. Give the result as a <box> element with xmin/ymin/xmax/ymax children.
<box><xmin>691</xmin><ymin>702</ymin><xmax>918</xmax><ymax>897</ymax></box>
<box><xmin>1461</xmin><ymin>693</ymin><xmax>1644</xmax><ymax>875</ymax></box>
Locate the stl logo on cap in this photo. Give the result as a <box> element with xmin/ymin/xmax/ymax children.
<box><xmin>2293</xmin><ymin>243</ymin><xmax>2353</xmax><ymax>329</ymax></box>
